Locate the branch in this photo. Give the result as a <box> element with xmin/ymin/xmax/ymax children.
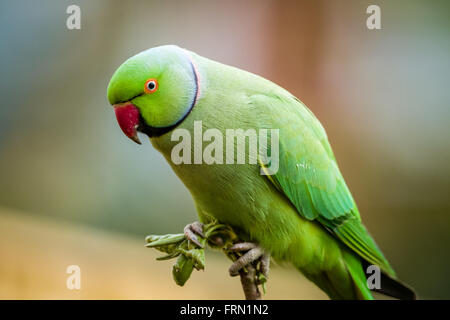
<box><xmin>239</xmin><ymin>264</ymin><xmax>261</xmax><ymax>300</ymax></box>
<box><xmin>145</xmin><ymin>221</ymin><xmax>267</xmax><ymax>300</ymax></box>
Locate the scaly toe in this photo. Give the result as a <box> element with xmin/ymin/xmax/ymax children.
<box><xmin>184</xmin><ymin>222</ymin><xmax>204</xmax><ymax>248</ymax></box>
<box><xmin>190</xmin><ymin>221</ymin><xmax>205</xmax><ymax>238</ymax></box>
<box><xmin>229</xmin><ymin>242</ymin><xmax>257</xmax><ymax>252</ymax></box>
<box><xmin>229</xmin><ymin>246</ymin><xmax>264</xmax><ymax>277</ymax></box>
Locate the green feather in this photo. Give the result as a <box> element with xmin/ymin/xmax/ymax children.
<box><xmin>255</xmin><ymin>92</ymin><xmax>395</xmax><ymax>277</ymax></box>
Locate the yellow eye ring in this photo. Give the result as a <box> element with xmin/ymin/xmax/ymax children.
<box><xmin>144</xmin><ymin>78</ymin><xmax>158</xmax><ymax>93</ymax></box>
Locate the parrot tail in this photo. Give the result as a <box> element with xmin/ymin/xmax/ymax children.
<box><xmin>361</xmin><ymin>261</ymin><xmax>417</xmax><ymax>300</ymax></box>
<box><xmin>300</xmin><ymin>249</ymin><xmax>416</xmax><ymax>300</ymax></box>
<box><xmin>300</xmin><ymin>249</ymin><xmax>375</xmax><ymax>300</ymax></box>
<box><xmin>346</xmin><ymin>255</ymin><xmax>417</xmax><ymax>300</ymax></box>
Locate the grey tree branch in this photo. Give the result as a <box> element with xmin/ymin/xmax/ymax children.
<box><xmin>239</xmin><ymin>264</ymin><xmax>261</xmax><ymax>300</ymax></box>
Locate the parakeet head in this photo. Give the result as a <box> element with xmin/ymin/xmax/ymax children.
<box><xmin>107</xmin><ymin>45</ymin><xmax>199</xmax><ymax>144</ymax></box>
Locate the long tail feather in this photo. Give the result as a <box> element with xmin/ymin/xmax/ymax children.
<box><xmin>361</xmin><ymin>261</ymin><xmax>416</xmax><ymax>300</ymax></box>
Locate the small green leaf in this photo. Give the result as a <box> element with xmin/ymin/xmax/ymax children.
<box><xmin>145</xmin><ymin>233</ymin><xmax>185</xmax><ymax>247</ymax></box>
<box><xmin>172</xmin><ymin>254</ymin><xmax>195</xmax><ymax>286</ymax></box>
<box><xmin>258</xmin><ymin>274</ymin><xmax>267</xmax><ymax>294</ymax></box>
<box><xmin>156</xmin><ymin>251</ymin><xmax>180</xmax><ymax>261</ymax></box>
<box><xmin>178</xmin><ymin>248</ymin><xmax>205</xmax><ymax>270</ymax></box>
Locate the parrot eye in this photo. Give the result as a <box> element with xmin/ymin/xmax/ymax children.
<box><xmin>144</xmin><ymin>79</ymin><xmax>158</xmax><ymax>93</ymax></box>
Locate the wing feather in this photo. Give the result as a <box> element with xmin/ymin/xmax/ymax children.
<box><xmin>253</xmin><ymin>93</ymin><xmax>395</xmax><ymax>276</ymax></box>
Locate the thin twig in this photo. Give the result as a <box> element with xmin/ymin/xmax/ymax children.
<box><xmin>239</xmin><ymin>264</ymin><xmax>261</xmax><ymax>300</ymax></box>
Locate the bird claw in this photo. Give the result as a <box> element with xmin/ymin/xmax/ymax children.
<box><xmin>228</xmin><ymin>242</ymin><xmax>270</xmax><ymax>279</ymax></box>
<box><xmin>184</xmin><ymin>221</ymin><xmax>205</xmax><ymax>248</ymax></box>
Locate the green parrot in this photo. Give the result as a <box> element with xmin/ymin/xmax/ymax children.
<box><xmin>107</xmin><ymin>45</ymin><xmax>415</xmax><ymax>300</ymax></box>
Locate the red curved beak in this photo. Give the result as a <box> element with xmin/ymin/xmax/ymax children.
<box><xmin>113</xmin><ymin>103</ymin><xmax>142</xmax><ymax>144</ymax></box>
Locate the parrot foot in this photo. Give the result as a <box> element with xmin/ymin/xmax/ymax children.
<box><xmin>183</xmin><ymin>221</ymin><xmax>205</xmax><ymax>248</ymax></box>
<box><xmin>228</xmin><ymin>242</ymin><xmax>270</xmax><ymax>279</ymax></box>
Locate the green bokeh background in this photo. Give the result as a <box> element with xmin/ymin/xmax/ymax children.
<box><xmin>0</xmin><ymin>0</ymin><xmax>449</xmax><ymax>299</ymax></box>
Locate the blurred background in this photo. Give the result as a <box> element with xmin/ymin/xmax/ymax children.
<box><xmin>0</xmin><ymin>0</ymin><xmax>449</xmax><ymax>299</ymax></box>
